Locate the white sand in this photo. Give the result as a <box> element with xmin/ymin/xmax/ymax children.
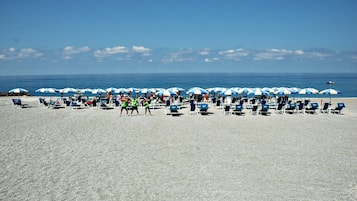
<box><xmin>1</xmin><ymin>97</ymin><xmax>356</xmax><ymax>200</ymax></box>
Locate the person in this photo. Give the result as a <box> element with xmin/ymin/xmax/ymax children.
<box><xmin>131</xmin><ymin>97</ymin><xmax>139</xmax><ymax>115</ymax></box>
<box><xmin>120</xmin><ymin>96</ymin><xmax>129</xmax><ymax>116</ymax></box>
<box><xmin>144</xmin><ymin>98</ymin><xmax>152</xmax><ymax>116</ymax></box>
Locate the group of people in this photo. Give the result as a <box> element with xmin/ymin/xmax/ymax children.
<box><xmin>114</xmin><ymin>94</ymin><xmax>152</xmax><ymax>116</ymax></box>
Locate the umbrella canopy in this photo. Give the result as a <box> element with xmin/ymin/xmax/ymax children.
<box><xmin>186</xmin><ymin>87</ymin><xmax>208</xmax><ymax>95</ymax></box>
<box><xmin>140</xmin><ymin>88</ymin><xmax>156</xmax><ymax>94</ymax></box>
<box><xmin>79</xmin><ymin>88</ymin><xmax>93</xmax><ymax>94</ymax></box>
<box><xmin>237</xmin><ymin>87</ymin><xmax>252</xmax><ymax>94</ymax></box>
<box><xmin>9</xmin><ymin>88</ymin><xmax>29</xmax><ymax>94</ymax></box>
<box><xmin>319</xmin><ymin>88</ymin><xmax>341</xmax><ymax>95</ymax></box>
<box><xmin>114</xmin><ymin>88</ymin><xmax>129</xmax><ymax>94</ymax></box>
<box><xmin>35</xmin><ymin>88</ymin><xmax>58</xmax><ymax>93</ymax></box>
<box><xmin>222</xmin><ymin>88</ymin><xmax>239</xmax><ymax>96</ymax></box>
<box><xmin>274</xmin><ymin>88</ymin><xmax>292</xmax><ymax>96</ymax></box>
<box><xmin>91</xmin><ymin>88</ymin><xmax>106</xmax><ymax>94</ymax></box>
<box><xmin>248</xmin><ymin>88</ymin><xmax>269</xmax><ymax>96</ymax></box>
<box><xmin>60</xmin><ymin>88</ymin><xmax>79</xmax><ymax>94</ymax></box>
<box><xmin>127</xmin><ymin>87</ymin><xmax>139</xmax><ymax>93</ymax></box>
<box><xmin>298</xmin><ymin>88</ymin><xmax>319</xmax><ymax>95</ymax></box>
<box><xmin>157</xmin><ymin>89</ymin><xmax>177</xmax><ymax>97</ymax></box>
<box><xmin>105</xmin><ymin>87</ymin><xmax>118</xmax><ymax>93</ymax></box>
<box><xmin>167</xmin><ymin>87</ymin><xmax>185</xmax><ymax>93</ymax></box>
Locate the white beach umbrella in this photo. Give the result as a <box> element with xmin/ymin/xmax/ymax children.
<box><xmin>298</xmin><ymin>88</ymin><xmax>319</xmax><ymax>95</ymax></box>
<box><xmin>9</xmin><ymin>88</ymin><xmax>29</xmax><ymax>94</ymax></box>
<box><xmin>79</xmin><ymin>88</ymin><xmax>93</xmax><ymax>94</ymax></box>
<box><xmin>114</xmin><ymin>88</ymin><xmax>129</xmax><ymax>94</ymax></box>
<box><xmin>60</xmin><ymin>87</ymin><xmax>79</xmax><ymax>94</ymax></box>
<box><xmin>105</xmin><ymin>87</ymin><xmax>118</xmax><ymax>93</ymax></box>
<box><xmin>319</xmin><ymin>88</ymin><xmax>341</xmax><ymax>104</ymax></box>
<box><xmin>274</xmin><ymin>88</ymin><xmax>292</xmax><ymax>96</ymax></box>
<box><xmin>157</xmin><ymin>89</ymin><xmax>177</xmax><ymax>97</ymax></box>
<box><xmin>237</xmin><ymin>87</ymin><xmax>252</xmax><ymax>94</ymax></box>
<box><xmin>167</xmin><ymin>87</ymin><xmax>185</xmax><ymax>93</ymax></box>
<box><xmin>223</xmin><ymin>88</ymin><xmax>239</xmax><ymax>96</ymax></box>
<box><xmin>92</xmin><ymin>88</ymin><xmax>106</xmax><ymax>94</ymax></box>
<box><xmin>248</xmin><ymin>88</ymin><xmax>269</xmax><ymax>96</ymax></box>
<box><xmin>186</xmin><ymin>87</ymin><xmax>208</xmax><ymax>95</ymax></box>
<box><xmin>35</xmin><ymin>88</ymin><xmax>58</xmax><ymax>93</ymax></box>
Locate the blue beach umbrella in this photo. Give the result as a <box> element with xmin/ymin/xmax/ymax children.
<box><xmin>60</xmin><ymin>87</ymin><xmax>79</xmax><ymax>94</ymax></box>
<box><xmin>114</xmin><ymin>88</ymin><xmax>129</xmax><ymax>94</ymax></box>
<box><xmin>157</xmin><ymin>89</ymin><xmax>177</xmax><ymax>97</ymax></box>
<box><xmin>274</xmin><ymin>88</ymin><xmax>292</xmax><ymax>96</ymax></box>
<box><xmin>237</xmin><ymin>87</ymin><xmax>252</xmax><ymax>95</ymax></box>
<box><xmin>105</xmin><ymin>87</ymin><xmax>118</xmax><ymax>93</ymax></box>
<box><xmin>79</xmin><ymin>88</ymin><xmax>93</xmax><ymax>94</ymax></box>
<box><xmin>222</xmin><ymin>88</ymin><xmax>239</xmax><ymax>96</ymax></box>
<box><xmin>167</xmin><ymin>87</ymin><xmax>185</xmax><ymax>93</ymax></box>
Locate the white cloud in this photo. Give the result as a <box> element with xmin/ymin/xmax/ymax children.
<box><xmin>218</xmin><ymin>48</ymin><xmax>249</xmax><ymax>60</ymax></box>
<box><xmin>132</xmin><ymin>46</ymin><xmax>150</xmax><ymax>53</ymax></box>
<box><xmin>9</xmin><ymin>47</ymin><xmax>16</xmax><ymax>52</ymax></box>
<box><xmin>204</xmin><ymin>57</ymin><xmax>219</xmax><ymax>63</ymax></box>
<box><xmin>94</xmin><ymin>46</ymin><xmax>129</xmax><ymax>58</ymax></box>
<box><xmin>62</xmin><ymin>46</ymin><xmax>90</xmax><ymax>59</ymax></box>
<box><xmin>162</xmin><ymin>49</ymin><xmax>195</xmax><ymax>63</ymax></box>
<box><xmin>295</xmin><ymin>50</ymin><xmax>304</xmax><ymax>55</ymax></box>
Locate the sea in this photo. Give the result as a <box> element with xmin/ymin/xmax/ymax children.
<box><xmin>1</xmin><ymin>73</ymin><xmax>357</xmax><ymax>97</ymax></box>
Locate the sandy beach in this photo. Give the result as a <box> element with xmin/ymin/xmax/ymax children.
<box><xmin>1</xmin><ymin>96</ymin><xmax>356</xmax><ymax>201</ymax></box>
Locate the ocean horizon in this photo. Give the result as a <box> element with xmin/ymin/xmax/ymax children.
<box><xmin>1</xmin><ymin>73</ymin><xmax>357</xmax><ymax>97</ymax></box>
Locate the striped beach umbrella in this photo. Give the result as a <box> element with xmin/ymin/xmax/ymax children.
<box><xmin>222</xmin><ymin>88</ymin><xmax>239</xmax><ymax>96</ymax></box>
<box><xmin>114</xmin><ymin>88</ymin><xmax>129</xmax><ymax>94</ymax></box>
<box><xmin>186</xmin><ymin>87</ymin><xmax>208</xmax><ymax>95</ymax></box>
<box><xmin>298</xmin><ymin>88</ymin><xmax>319</xmax><ymax>95</ymax></box>
<box><xmin>60</xmin><ymin>87</ymin><xmax>79</xmax><ymax>94</ymax></box>
<box><xmin>9</xmin><ymin>88</ymin><xmax>28</xmax><ymax>94</ymax></box>
<box><xmin>35</xmin><ymin>88</ymin><xmax>58</xmax><ymax>93</ymax></box>
<box><xmin>274</xmin><ymin>88</ymin><xmax>292</xmax><ymax>96</ymax></box>
<box><xmin>92</xmin><ymin>88</ymin><xmax>106</xmax><ymax>94</ymax></box>
<box><xmin>157</xmin><ymin>89</ymin><xmax>177</xmax><ymax>97</ymax></box>
<box><xmin>319</xmin><ymin>88</ymin><xmax>341</xmax><ymax>95</ymax></box>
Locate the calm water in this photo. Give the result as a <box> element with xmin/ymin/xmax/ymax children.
<box><xmin>1</xmin><ymin>73</ymin><xmax>356</xmax><ymax>97</ymax></box>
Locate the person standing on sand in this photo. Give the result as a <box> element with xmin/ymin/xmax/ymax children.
<box><xmin>131</xmin><ymin>97</ymin><xmax>139</xmax><ymax>116</ymax></box>
<box><xmin>144</xmin><ymin>98</ymin><xmax>152</xmax><ymax>116</ymax></box>
<box><xmin>120</xmin><ymin>96</ymin><xmax>129</xmax><ymax>116</ymax></box>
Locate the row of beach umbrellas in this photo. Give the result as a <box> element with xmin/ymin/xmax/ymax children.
<box><xmin>8</xmin><ymin>86</ymin><xmax>341</xmax><ymax>96</ymax></box>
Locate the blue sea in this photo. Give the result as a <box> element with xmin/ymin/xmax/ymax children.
<box><xmin>1</xmin><ymin>73</ymin><xmax>357</xmax><ymax>97</ymax></box>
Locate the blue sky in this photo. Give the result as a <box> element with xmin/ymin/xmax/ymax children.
<box><xmin>0</xmin><ymin>0</ymin><xmax>356</xmax><ymax>75</ymax></box>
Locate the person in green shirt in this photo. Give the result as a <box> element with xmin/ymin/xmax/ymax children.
<box><xmin>131</xmin><ymin>97</ymin><xmax>139</xmax><ymax>115</ymax></box>
<box><xmin>120</xmin><ymin>97</ymin><xmax>129</xmax><ymax>116</ymax></box>
<box><xmin>144</xmin><ymin>98</ymin><xmax>152</xmax><ymax>116</ymax></box>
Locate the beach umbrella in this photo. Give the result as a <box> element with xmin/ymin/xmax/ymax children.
<box><xmin>140</xmin><ymin>88</ymin><xmax>156</xmax><ymax>94</ymax></box>
<box><xmin>114</xmin><ymin>88</ymin><xmax>129</xmax><ymax>94</ymax></box>
<box><xmin>248</xmin><ymin>88</ymin><xmax>269</xmax><ymax>96</ymax></box>
<box><xmin>298</xmin><ymin>88</ymin><xmax>319</xmax><ymax>95</ymax></box>
<box><xmin>9</xmin><ymin>88</ymin><xmax>29</xmax><ymax>94</ymax></box>
<box><xmin>35</xmin><ymin>87</ymin><xmax>58</xmax><ymax>93</ymax></box>
<box><xmin>319</xmin><ymin>88</ymin><xmax>341</xmax><ymax>104</ymax></box>
<box><xmin>79</xmin><ymin>88</ymin><xmax>93</xmax><ymax>94</ymax></box>
<box><xmin>167</xmin><ymin>87</ymin><xmax>185</xmax><ymax>93</ymax></box>
<box><xmin>92</xmin><ymin>88</ymin><xmax>106</xmax><ymax>94</ymax></box>
<box><xmin>274</xmin><ymin>88</ymin><xmax>292</xmax><ymax>96</ymax></box>
<box><xmin>157</xmin><ymin>89</ymin><xmax>177</xmax><ymax>97</ymax></box>
<box><xmin>237</xmin><ymin>87</ymin><xmax>252</xmax><ymax>94</ymax></box>
<box><xmin>289</xmin><ymin>87</ymin><xmax>300</xmax><ymax>94</ymax></box>
<box><xmin>222</xmin><ymin>88</ymin><xmax>239</xmax><ymax>96</ymax></box>
<box><xmin>213</xmin><ymin>87</ymin><xmax>227</xmax><ymax>94</ymax></box>
<box><xmin>261</xmin><ymin>87</ymin><xmax>274</xmax><ymax>93</ymax></box>
<box><xmin>186</xmin><ymin>87</ymin><xmax>208</xmax><ymax>95</ymax></box>
<box><xmin>60</xmin><ymin>87</ymin><xmax>79</xmax><ymax>94</ymax></box>
<box><xmin>127</xmin><ymin>87</ymin><xmax>139</xmax><ymax>93</ymax></box>
<box><xmin>105</xmin><ymin>87</ymin><xmax>118</xmax><ymax>93</ymax></box>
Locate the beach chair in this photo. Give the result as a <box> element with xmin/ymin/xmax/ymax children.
<box><xmin>49</xmin><ymin>100</ymin><xmax>64</xmax><ymax>109</ymax></box>
<box><xmin>331</xmin><ymin>103</ymin><xmax>345</xmax><ymax>114</ymax></box>
<box><xmin>275</xmin><ymin>103</ymin><xmax>284</xmax><ymax>114</ymax></box>
<box><xmin>232</xmin><ymin>104</ymin><xmax>245</xmax><ymax>115</ymax></box>
<box><xmin>297</xmin><ymin>103</ymin><xmax>305</xmax><ymax>113</ymax></box>
<box><xmin>259</xmin><ymin>104</ymin><xmax>270</xmax><ymax>115</ymax></box>
<box><xmin>12</xmin><ymin>98</ymin><xmax>28</xmax><ymax>108</ymax></box>
<box><xmin>320</xmin><ymin>102</ymin><xmax>330</xmax><ymax>113</ymax></box>
<box><xmin>285</xmin><ymin>103</ymin><xmax>297</xmax><ymax>114</ymax></box>
<box><xmin>100</xmin><ymin>102</ymin><xmax>114</xmax><ymax>110</ymax></box>
<box><xmin>223</xmin><ymin>105</ymin><xmax>232</xmax><ymax>115</ymax></box>
<box><xmin>199</xmin><ymin>103</ymin><xmax>209</xmax><ymax>115</ymax></box>
<box><xmin>168</xmin><ymin>105</ymin><xmax>181</xmax><ymax>116</ymax></box>
<box><xmin>70</xmin><ymin>101</ymin><xmax>82</xmax><ymax>109</ymax></box>
<box><xmin>251</xmin><ymin>105</ymin><xmax>258</xmax><ymax>115</ymax></box>
<box><xmin>305</xmin><ymin>102</ymin><xmax>319</xmax><ymax>114</ymax></box>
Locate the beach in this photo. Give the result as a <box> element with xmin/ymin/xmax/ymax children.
<box><xmin>1</xmin><ymin>96</ymin><xmax>356</xmax><ymax>200</ymax></box>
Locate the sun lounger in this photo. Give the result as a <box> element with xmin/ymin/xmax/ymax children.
<box><xmin>305</xmin><ymin>102</ymin><xmax>319</xmax><ymax>114</ymax></box>
<box><xmin>168</xmin><ymin>105</ymin><xmax>182</xmax><ymax>116</ymax></box>
<box><xmin>223</xmin><ymin>105</ymin><xmax>232</xmax><ymax>115</ymax></box>
<box><xmin>199</xmin><ymin>103</ymin><xmax>209</xmax><ymax>115</ymax></box>
<box><xmin>259</xmin><ymin>104</ymin><xmax>270</xmax><ymax>115</ymax></box>
<box><xmin>320</xmin><ymin>102</ymin><xmax>330</xmax><ymax>113</ymax></box>
<box><xmin>331</xmin><ymin>103</ymin><xmax>345</xmax><ymax>114</ymax></box>
<box><xmin>232</xmin><ymin>104</ymin><xmax>244</xmax><ymax>115</ymax></box>
<box><xmin>100</xmin><ymin>103</ymin><xmax>114</xmax><ymax>110</ymax></box>
<box><xmin>49</xmin><ymin>100</ymin><xmax>64</xmax><ymax>109</ymax></box>
<box><xmin>285</xmin><ymin>103</ymin><xmax>297</xmax><ymax>114</ymax></box>
<box><xmin>12</xmin><ymin>98</ymin><xmax>28</xmax><ymax>108</ymax></box>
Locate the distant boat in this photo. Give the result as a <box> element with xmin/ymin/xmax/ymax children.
<box><xmin>326</xmin><ymin>81</ymin><xmax>335</xmax><ymax>84</ymax></box>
